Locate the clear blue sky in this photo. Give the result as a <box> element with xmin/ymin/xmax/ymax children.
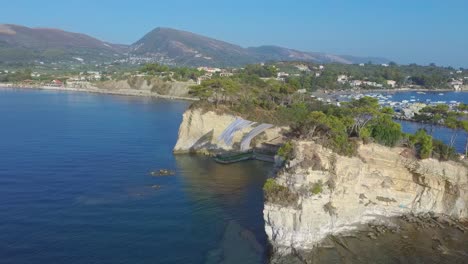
<box><xmin>2</xmin><ymin>0</ymin><xmax>467</xmax><ymax>67</ymax></box>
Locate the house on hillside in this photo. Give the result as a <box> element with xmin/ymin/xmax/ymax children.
<box><xmin>350</xmin><ymin>80</ymin><xmax>363</xmax><ymax>87</ymax></box>
<box><xmin>450</xmin><ymin>80</ymin><xmax>463</xmax><ymax>90</ymax></box>
<box><xmin>337</xmin><ymin>75</ymin><xmax>348</xmax><ymax>84</ymax></box>
<box><xmin>50</xmin><ymin>80</ymin><xmax>63</xmax><ymax>87</ymax></box>
<box><xmin>196</xmin><ymin>75</ymin><xmax>212</xmax><ymax>85</ymax></box>
<box><xmin>387</xmin><ymin>80</ymin><xmax>397</xmax><ymax>88</ymax></box>
<box><xmin>295</xmin><ymin>64</ymin><xmax>310</xmax><ymax>72</ymax></box>
<box><xmin>220</xmin><ymin>72</ymin><xmax>233</xmax><ymax>77</ymax></box>
<box><xmin>197</xmin><ymin>67</ymin><xmax>221</xmax><ymax>73</ymax></box>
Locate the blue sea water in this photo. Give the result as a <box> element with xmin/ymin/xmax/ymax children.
<box><xmin>388</xmin><ymin>91</ymin><xmax>468</xmax><ymax>153</ymax></box>
<box><xmin>0</xmin><ymin>88</ymin><xmax>272</xmax><ymax>264</ymax></box>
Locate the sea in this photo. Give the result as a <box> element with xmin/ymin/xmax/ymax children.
<box><xmin>384</xmin><ymin>91</ymin><xmax>468</xmax><ymax>153</ymax></box>
<box><xmin>0</xmin><ymin>88</ymin><xmax>272</xmax><ymax>264</ymax></box>
<box><xmin>0</xmin><ymin>88</ymin><xmax>466</xmax><ymax>264</ymax></box>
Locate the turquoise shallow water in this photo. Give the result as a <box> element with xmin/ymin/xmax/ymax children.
<box><xmin>0</xmin><ymin>88</ymin><xmax>272</xmax><ymax>264</ymax></box>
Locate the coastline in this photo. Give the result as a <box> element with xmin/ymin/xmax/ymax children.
<box><xmin>0</xmin><ymin>83</ymin><xmax>199</xmax><ymax>101</ymax></box>
<box><xmin>312</xmin><ymin>87</ymin><xmax>462</xmax><ymax>98</ymax></box>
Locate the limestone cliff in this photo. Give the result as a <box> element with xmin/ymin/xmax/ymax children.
<box><xmin>264</xmin><ymin>141</ymin><xmax>468</xmax><ymax>254</ymax></box>
<box><xmin>95</xmin><ymin>76</ymin><xmax>194</xmax><ymax>97</ymax></box>
<box><xmin>173</xmin><ymin>108</ymin><xmax>284</xmax><ymax>154</ymax></box>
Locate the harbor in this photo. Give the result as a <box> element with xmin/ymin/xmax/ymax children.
<box><xmin>315</xmin><ymin>90</ymin><xmax>467</xmax><ymax>120</ymax></box>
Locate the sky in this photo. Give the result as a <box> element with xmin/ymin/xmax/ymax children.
<box><xmin>1</xmin><ymin>0</ymin><xmax>467</xmax><ymax>67</ymax></box>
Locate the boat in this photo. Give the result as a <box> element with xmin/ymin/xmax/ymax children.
<box><xmin>438</xmin><ymin>93</ymin><xmax>444</xmax><ymax>95</ymax></box>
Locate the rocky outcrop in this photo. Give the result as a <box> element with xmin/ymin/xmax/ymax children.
<box><xmin>173</xmin><ymin>108</ymin><xmax>284</xmax><ymax>154</ymax></box>
<box><xmin>264</xmin><ymin>141</ymin><xmax>468</xmax><ymax>255</ymax></box>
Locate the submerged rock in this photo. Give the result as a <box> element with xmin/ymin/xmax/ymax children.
<box><xmin>150</xmin><ymin>169</ymin><xmax>175</xmax><ymax>176</ymax></box>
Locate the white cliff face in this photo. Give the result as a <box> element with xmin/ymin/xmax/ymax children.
<box><xmin>173</xmin><ymin>108</ymin><xmax>283</xmax><ymax>154</ymax></box>
<box><xmin>264</xmin><ymin>141</ymin><xmax>468</xmax><ymax>254</ymax></box>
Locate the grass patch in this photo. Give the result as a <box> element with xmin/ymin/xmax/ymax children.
<box><xmin>310</xmin><ymin>180</ymin><xmax>323</xmax><ymax>195</ymax></box>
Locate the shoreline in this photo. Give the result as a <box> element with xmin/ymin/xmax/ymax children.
<box><xmin>0</xmin><ymin>84</ymin><xmax>199</xmax><ymax>101</ymax></box>
<box><xmin>312</xmin><ymin>87</ymin><xmax>462</xmax><ymax>97</ymax></box>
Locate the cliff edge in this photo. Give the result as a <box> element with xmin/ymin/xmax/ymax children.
<box><xmin>173</xmin><ymin>108</ymin><xmax>284</xmax><ymax>154</ymax></box>
<box><xmin>264</xmin><ymin>141</ymin><xmax>468</xmax><ymax>254</ymax></box>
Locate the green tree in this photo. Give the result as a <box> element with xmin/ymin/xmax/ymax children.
<box><xmin>410</xmin><ymin>129</ymin><xmax>433</xmax><ymax>159</ymax></box>
<box><xmin>369</xmin><ymin>115</ymin><xmax>402</xmax><ymax>147</ymax></box>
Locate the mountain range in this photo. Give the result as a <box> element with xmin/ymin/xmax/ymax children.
<box><xmin>0</xmin><ymin>24</ymin><xmax>389</xmax><ymax>66</ymax></box>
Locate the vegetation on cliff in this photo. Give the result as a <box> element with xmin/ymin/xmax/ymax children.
<box><xmin>263</xmin><ymin>178</ymin><xmax>298</xmax><ymax>207</ymax></box>
<box><xmin>188</xmin><ymin>64</ymin><xmax>460</xmax><ymax>161</ymax></box>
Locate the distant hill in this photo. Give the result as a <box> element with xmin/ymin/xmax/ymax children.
<box><xmin>130</xmin><ymin>27</ymin><xmax>255</xmax><ymax>66</ymax></box>
<box><xmin>131</xmin><ymin>27</ymin><xmax>389</xmax><ymax>67</ymax></box>
<box><xmin>0</xmin><ymin>24</ymin><xmax>125</xmax><ymax>63</ymax></box>
<box><xmin>0</xmin><ymin>24</ymin><xmax>389</xmax><ymax>66</ymax></box>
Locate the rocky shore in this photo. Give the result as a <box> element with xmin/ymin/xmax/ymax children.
<box><xmin>273</xmin><ymin>212</ymin><xmax>468</xmax><ymax>263</ymax></box>
<box><xmin>264</xmin><ymin>140</ymin><xmax>468</xmax><ymax>261</ymax></box>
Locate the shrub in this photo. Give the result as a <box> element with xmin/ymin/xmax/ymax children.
<box><xmin>369</xmin><ymin>115</ymin><xmax>402</xmax><ymax>147</ymax></box>
<box><xmin>410</xmin><ymin>129</ymin><xmax>433</xmax><ymax>159</ymax></box>
<box><xmin>263</xmin><ymin>179</ymin><xmax>298</xmax><ymax>207</ymax></box>
<box><xmin>310</xmin><ymin>180</ymin><xmax>323</xmax><ymax>195</ymax></box>
<box><xmin>359</xmin><ymin>126</ymin><xmax>372</xmax><ymax>144</ymax></box>
<box><xmin>291</xmin><ymin>111</ymin><xmax>357</xmax><ymax>156</ymax></box>
<box><xmin>277</xmin><ymin>141</ymin><xmax>294</xmax><ymax>160</ymax></box>
<box><xmin>432</xmin><ymin>139</ymin><xmax>458</xmax><ymax>161</ymax></box>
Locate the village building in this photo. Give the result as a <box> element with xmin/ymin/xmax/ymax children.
<box><xmin>219</xmin><ymin>72</ymin><xmax>233</xmax><ymax>77</ymax></box>
<box><xmin>386</xmin><ymin>80</ymin><xmax>397</xmax><ymax>88</ymax></box>
<box><xmin>197</xmin><ymin>67</ymin><xmax>222</xmax><ymax>73</ymax></box>
<box><xmin>350</xmin><ymin>80</ymin><xmax>363</xmax><ymax>87</ymax></box>
<box><xmin>337</xmin><ymin>75</ymin><xmax>348</xmax><ymax>84</ymax></box>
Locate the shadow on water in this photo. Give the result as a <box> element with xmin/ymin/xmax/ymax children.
<box><xmin>174</xmin><ymin>155</ymin><xmax>274</xmax><ymax>264</ymax></box>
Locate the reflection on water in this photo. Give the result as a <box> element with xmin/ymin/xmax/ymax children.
<box><xmin>0</xmin><ymin>88</ymin><xmax>275</xmax><ymax>264</ymax></box>
<box><xmin>399</xmin><ymin>120</ymin><xmax>467</xmax><ymax>153</ymax></box>
<box><xmin>175</xmin><ymin>155</ymin><xmax>274</xmax><ymax>263</ymax></box>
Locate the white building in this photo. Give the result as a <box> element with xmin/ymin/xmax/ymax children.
<box><xmin>197</xmin><ymin>67</ymin><xmax>221</xmax><ymax>73</ymax></box>
<box><xmin>350</xmin><ymin>80</ymin><xmax>363</xmax><ymax>87</ymax></box>
<box><xmin>295</xmin><ymin>64</ymin><xmax>310</xmax><ymax>72</ymax></box>
<box><xmin>196</xmin><ymin>75</ymin><xmax>212</xmax><ymax>85</ymax></box>
<box><xmin>220</xmin><ymin>72</ymin><xmax>233</xmax><ymax>77</ymax></box>
<box><xmin>277</xmin><ymin>72</ymin><xmax>289</xmax><ymax>78</ymax></box>
<box><xmin>386</xmin><ymin>80</ymin><xmax>397</xmax><ymax>88</ymax></box>
<box><xmin>450</xmin><ymin>80</ymin><xmax>463</xmax><ymax>90</ymax></box>
<box><xmin>337</xmin><ymin>75</ymin><xmax>348</xmax><ymax>84</ymax></box>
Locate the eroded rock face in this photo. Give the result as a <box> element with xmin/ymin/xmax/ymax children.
<box><xmin>264</xmin><ymin>141</ymin><xmax>468</xmax><ymax>255</ymax></box>
<box><xmin>173</xmin><ymin>108</ymin><xmax>283</xmax><ymax>154</ymax></box>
